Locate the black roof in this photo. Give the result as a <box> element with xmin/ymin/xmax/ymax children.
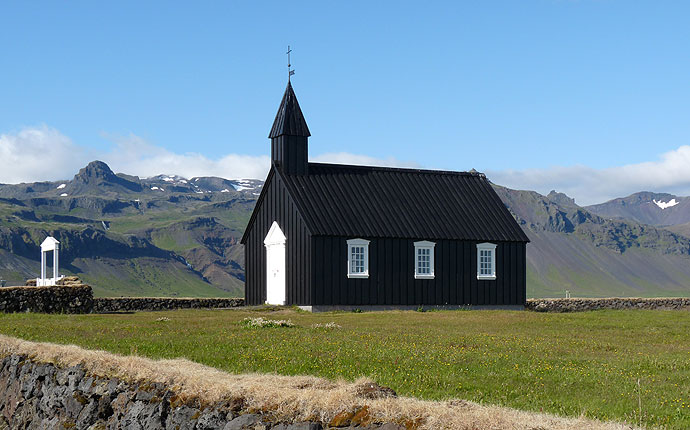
<box><xmin>268</xmin><ymin>81</ymin><xmax>311</xmax><ymax>138</ymax></box>
<box><xmin>243</xmin><ymin>163</ymin><xmax>529</xmax><ymax>243</ymax></box>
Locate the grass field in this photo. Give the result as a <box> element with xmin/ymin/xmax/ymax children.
<box><xmin>1</xmin><ymin>308</ymin><xmax>689</xmax><ymax>428</ymax></box>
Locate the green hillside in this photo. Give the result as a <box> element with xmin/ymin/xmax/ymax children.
<box><xmin>0</xmin><ymin>161</ymin><xmax>258</xmax><ymax>297</ymax></box>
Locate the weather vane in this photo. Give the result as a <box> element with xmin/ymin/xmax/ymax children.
<box><xmin>287</xmin><ymin>45</ymin><xmax>295</xmax><ymax>80</ymax></box>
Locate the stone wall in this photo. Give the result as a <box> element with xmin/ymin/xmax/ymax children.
<box><xmin>0</xmin><ymin>354</ymin><xmax>401</xmax><ymax>430</ymax></box>
<box><xmin>93</xmin><ymin>297</ymin><xmax>244</xmax><ymax>313</ymax></box>
<box><xmin>0</xmin><ymin>275</ymin><xmax>245</xmax><ymax>314</ymax></box>
<box><xmin>526</xmin><ymin>297</ymin><xmax>690</xmax><ymax>312</ymax></box>
<box><xmin>0</xmin><ymin>284</ymin><xmax>92</xmax><ymax>314</ymax></box>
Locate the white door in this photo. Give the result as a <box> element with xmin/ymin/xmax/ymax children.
<box><xmin>264</xmin><ymin>221</ymin><xmax>286</xmax><ymax>305</ymax></box>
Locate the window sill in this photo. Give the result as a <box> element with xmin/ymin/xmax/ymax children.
<box><xmin>347</xmin><ymin>273</ymin><xmax>369</xmax><ymax>279</ymax></box>
<box><xmin>477</xmin><ymin>275</ymin><xmax>496</xmax><ymax>281</ymax></box>
<box><xmin>415</xmin><ymin>274</ymin><xmax>435</xmax><ymax>280</ymax></box>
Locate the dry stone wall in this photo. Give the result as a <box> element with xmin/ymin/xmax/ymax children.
<box><xmin>0</xmin><ymin>284</ymin><xmax>92</xmax><ymax>314</ymax></box>
<box><xmin>0</xmin><ymin>276</ymin><xmax>244</xmax><ymax>314</ymax></box>
<box><xmin>0</xmin><ymin>354</ymin><xmax>402</xmax><ymax>430</ymax></box>
<box><xmin>526</xmin><ymin>297</ymin><xmax>690</xmax><ymax>312</ymax></box>
<box><xmin>6</xmin><ymin>275</ymin><xmax>690</xmax><ymax>315</ymax></box>
<box><xmin>93</xmin><ymin>297</ymin><xmax>244</xmax><ymax>313</ymax></box>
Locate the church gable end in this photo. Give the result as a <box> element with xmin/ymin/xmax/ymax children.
<box><xmin>243</xmin><ymin>168</ymin><xmax>312</xmax><ymax>306</ymax></box>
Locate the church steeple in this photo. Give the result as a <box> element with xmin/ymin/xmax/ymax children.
<box><xmin>269</xmin><ymin>81</ymin><xmax>310</xmax><ymax>175</ymax></box>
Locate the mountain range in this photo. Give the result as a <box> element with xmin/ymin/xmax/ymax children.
<box><xmin>585</xmin><ymin>192</ymin><xmax>690</xmax><ymax>238</ymax></box>
<box><xmin>1</xmin><ymin>161</ymin><xmax>690</xmax><ymax>298</ymax></box>
<box><xmin>0</xmin><ymin>161</ymin><xmax>261</xmax><ymax>297</ymax></box>
<box><xmin>496</xmin><ymin>188</ymin><xmax>690</xmax><ymax>297</ymax></box>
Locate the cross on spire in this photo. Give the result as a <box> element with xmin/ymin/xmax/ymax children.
<box><xmin>287</xmin><ymin>45</ymin><xmax>295</xmax><ymax>80</ymax></box>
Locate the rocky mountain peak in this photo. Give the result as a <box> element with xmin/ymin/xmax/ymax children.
<box><xmin>586</xmin><ymin>191</ymin><xmax>689</xmax><ymax>226</ymax></box>
<box><xmin>547</xmin><ymin>190</ymin><xmax>578</xmax><ymax>208</ymax></box>
<box><xmin>73</xmin><ymin>161</ymin><xmax>118</xmax><ymax>184</ymax></box>
<box><xmin>72</xmin><ymin>161</ymin><xmax>142</xmax><ymax>193</ymax></box>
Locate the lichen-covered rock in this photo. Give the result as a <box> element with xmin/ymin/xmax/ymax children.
<box><xmin>196</xmin><ymin>409</ymin><xmax>227</xmax><ymax>429</ymax></box>
<box><xmin>272</xmin><ymin>424</ymin><xmax>323</xmax><ymax>430</ymax></box>
<box><xmin>223</xmin><ymin>413</ymin><xmax>264</xmax><ymax>430</ymax></box>
<box><xmin>166</xmin><ymin>405</ymin><xmax>199</xmax><ymax>430</ymax></box>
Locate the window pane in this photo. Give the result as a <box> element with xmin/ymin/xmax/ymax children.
<box><xmin>479</xmin><ymin>249</ymin><xmax>492</xmax><ymax>275</ymax></box>
<box><xmin>417</xmin><ymin>247</ymin><xmax>432</xmax><ymax>275</ymax></box>
<box><xmin>351</xmin><ymin>246</ymin><xmax>366</xmax><ymax>273</ymax></box>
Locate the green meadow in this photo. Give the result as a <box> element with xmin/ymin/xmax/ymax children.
<box><xmin>1</xmin><ymin>308</ymin><xmax>689</xmax><ymax>428</ymax></box>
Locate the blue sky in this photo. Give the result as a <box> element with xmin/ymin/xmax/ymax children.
<box><xmin>1</xmin><ymin>1</ymin><xmax>689</xmax><ymax>204</ymax></box>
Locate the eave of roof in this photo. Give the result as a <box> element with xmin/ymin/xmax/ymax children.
<box><xmin>240</xmin><ymin>167</ymin><xmax>276</xmax><ymax>245</ymax></box>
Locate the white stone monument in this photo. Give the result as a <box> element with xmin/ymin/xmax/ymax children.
<box><xmin>37</xmin><ymin>237</ymin><xmax>64</xmax><ymax>286</ymax></box>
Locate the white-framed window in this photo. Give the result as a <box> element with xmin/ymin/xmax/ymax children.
<box><xmin>414</xmin><ymin>241</ymin><xmax>435</xmax><ymax>279</ymax></box>
<box><xmin>347</xmin><ymin>238</ymin><xmax>370</xmax><ymax>278</ymax></box>
<box><xmin>477</xmin><ymin>242</ymin><xmax>497</xmax><ymax>280</ymax></box>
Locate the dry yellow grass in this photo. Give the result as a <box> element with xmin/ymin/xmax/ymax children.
<box><xmin>0</xmin><ymin>334</ymin><xmax>637</xmax><ymax>430</ymax></box>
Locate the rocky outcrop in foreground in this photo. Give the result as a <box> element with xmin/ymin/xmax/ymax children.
<box><xmin>0</xmin><ymin>354</ymin><xmax>400</xmax><ymax>430</ymax></box>
<box><xmin>527</xmin><ymin>297</ymin><xmax>690</xmax><ymax>312</ymax></box>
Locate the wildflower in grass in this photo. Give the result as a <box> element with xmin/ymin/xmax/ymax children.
<box><xmin>240</xmin><ymin>317</ymin><xmax>295</xmax><ymax>328</ymax></box>
<box><xmin>311</xmin><ymin>322</ymin><xmax>342</xmax><ymax>329</ymax></box>
<box><xmin>155</xmin><ymin>317</ymin><xmax>171</xmax><ymax>322</ymax></box>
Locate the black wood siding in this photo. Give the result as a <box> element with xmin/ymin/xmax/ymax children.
<box><xmin>312</xmin><ymin>237</ymin><xmax>526</xmax><ymax>306</ymax></box>
<box><xmin>271</xmin><ymin>135</ymin><xmax>308</xmax><ymax>175</ymax></box>
<box><xmin>244</xmin><ymin>171</ymin><xmax>312</xmax><ymax>305</ymax></box>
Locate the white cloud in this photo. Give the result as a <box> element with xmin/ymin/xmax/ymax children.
<box><xmin>0</xmin><ymin>127</ymin><xmax>419</xmax><ymax>184</ymax></box>
<box><xmin>487</xmin><ymin>145</ymin><xmax>690</xmax><ymax>205</ymax></box>
<box><xmin>102</xmin><ymin>133</ymin><xmax>270</xmax><ymax>180</ymax></box>
<box><xmin>0</xmin><ymin>126</ymin><xmax>270</xmax><ymax>183</ymax></box>
<box><xmin>5</xmin><ymin>126</ymin><xmax>690</xmax><ymax>206</ymax></box>
<box><xmin>0</xmin><ymin>126</ymin><xmax>92</xmax><ymax>183</ymax></box>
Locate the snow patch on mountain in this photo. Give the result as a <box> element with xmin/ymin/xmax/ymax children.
<box><xmin>653</xmin><ymin>198</ymin><xmax>679</xmax><ymax>210</ymax></box>
<box><xmin>56</xmin><ymin>184</ymin><xmax>66</xmax><ymax>189</ymax></box>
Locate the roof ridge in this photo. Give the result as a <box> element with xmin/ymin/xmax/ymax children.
<box><xmin>306</xmin><ymin>162</ymin><xmax>486</xmax><ymax>177</ymax></box>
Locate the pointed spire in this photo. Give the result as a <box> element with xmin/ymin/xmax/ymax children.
<box><xmin>269</xmin><ymin>81</ymin><xmax>311</xmax><ymax>138</ymax></box>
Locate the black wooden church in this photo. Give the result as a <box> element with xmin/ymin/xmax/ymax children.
<box><xmin>241</xmin><ymin>81</ymin><xmax>530</xmax><ymax>310</ymax></box>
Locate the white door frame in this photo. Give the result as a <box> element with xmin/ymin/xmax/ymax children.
<box><xmin>264</xmin><ymin>221</ymin><xmax>286</xmax><ymax>305</ymax></box>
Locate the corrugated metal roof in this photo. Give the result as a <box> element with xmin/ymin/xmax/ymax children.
<box><xmin>279</xmin><ymin>163</ymin><xmax>530</xmax><ymax>242</ymax></box>
<box><xmin>268</xmin><ymin>81</ymin><xmax>311</xmax><ymax>138</ymax></box>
